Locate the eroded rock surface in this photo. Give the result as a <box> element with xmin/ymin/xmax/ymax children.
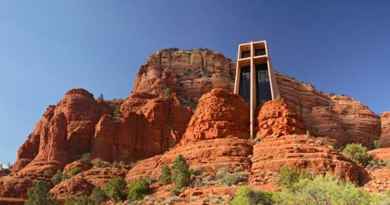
<box><xmin>250</xmin><ymin>100</ymin><xmax>368</xmax><ymax>188</ymax></box>
<box><xmin>364</xmin><ymin>167</ymin><xmax>390</xmax><ymax>193</ymax></box>
<box><xmin>127</xmin><ymin>89</ymin><xmax>252</xmax><ymax>181</ymax></box>
<box><xmin>133</xmin><ymin>49</ymin><xmax>235</xmax><ymax>107</ymax></box>
<box><xmin>275</xmin><ymin>73</ymin><xmax>381</xmax><ymax>147</ymax></box>
<box><xmin>256</xmin><ymin>99</ymin><xmax>306</xmax><ymax>139</ymax></box>
<box><xmin>380</xmin><ymin>112</ymin><xmax>390</xmax><ymax>147</ymax></box>
<box><xmin>50</xmin><ymin>166</ymin><xmax>128</xmax><ymax>199</ymax></box>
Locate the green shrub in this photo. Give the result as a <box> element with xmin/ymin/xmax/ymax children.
<box><xmin>277</xmin><ymin>166</ymin><xmax>312</xmax><ymax>190</ymax></box>
<box><xmin>67</xmin><ymin>167</ymin><xmax>82</xmax><ymax>177</ymax></box>
<box><xmin>89</xmin><ymin>187</ymin><xmax>107</xmax><ymax>205</ymax></box>
<box><xmin>163</xmin><ymin>87</ymin><xmax>172</xmax><ymax>98</ymax></box>
<box><xmin>127</xmin><ymin>178</ymin><xmax>151</xmax><ymax>202</ymax></box>
<box><xmin>230</xmin><ymin>186</ymin><xmax>274</xmax><ymax>205</ymax></box>
<box><xmin>51</xmin><ymin>170</ymin><xmax>64</xmax><ymax>185</ymax></box>
<box><xmin>103</xmin><ymin>177</ymin><xmax>127</xmax><ymax>202</ymax></box>
<box><xmin>80</xmin><ymin>153</ymin><xmax>91</xmax><ymax>163</ymax></box>
<box><xmin>159</xmin><ymin>164</ymin><xmax>172</xmax><ymax>185</ymax></box>
<box><xmin>372</xmin><ymin>140</ymin><xmax>381</xmax><ymax>149</ymax></box>
<box><xmin>183</xmin><ymin>69</ymin><xmax>192</xmax><ymax>76</ymax></box>
<box><xmin>342</xmin><ymin>143</ymin><xmax>373</xmax><ymax>166</ymax></box>
<box><xmin>273</xmin><ymin>174</ymin><xmax>377</xmax><ymax>205</ymax></box>
<box><xmin>64</xmin><ymin>196</ymin><xmax>93</xmax><ymax>205</ymax></box>
<box><xmin>64</xmin><ymin>188</ymin><xmax>107</xmax><ymax>205</ymax></box>
<box><xmin>172</xmin><ymin>155</ymin><xmax>191</xmax><ymax>189</ymax></box>
<box><xmin>25</xmin><ymin>180</ymin><xmax>57</xmax><ymax>205</ymax></box>
<box><xmin>216</xmin><ymin>167</ymin><xmax>248</xmax><ymax>186</ymax></box>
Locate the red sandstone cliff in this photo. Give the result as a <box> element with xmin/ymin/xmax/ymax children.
<box><xmin>133</xmin><ymin>48</ymin><xmax>235</xmax><ymax>108</ymax></box>
<box><xmin>275</xmin><ymin>73</ymin><xmax>381</xmax><ymax>148</ymax></box>
<box><xmin>250</xmin><ymin>100</ymin><xmax>368</xmax><ymax>189</ymax></box>
<box><xmin>126</xmin><ymin>88</ymin><xmax>252</xmax><ymax>181</ymax></box>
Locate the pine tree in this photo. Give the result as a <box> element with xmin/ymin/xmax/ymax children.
<box><xmin>172</xmin><ymin>155</ymin><xmax>191</xmax><ymax>189</ymax></box>
<box><xmin>159</xmin><ymin>164</ymin><xmax>172</xmax><ymax>185</ymax></box>
<box><xmin>25</xmin><ymin>181</ymin><xmax>57</xmax><ymax>205</ymax></box>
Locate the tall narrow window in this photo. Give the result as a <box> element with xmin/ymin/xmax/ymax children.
<box><xmin>241</xmin><ymin>50</ymin><xmax>250</xmax><ymax>58</ymax></box>
<box><xmin>255</xmin><ymin>63</ymin><xmax>272</xmax><ymax>106</ymax></box>
<box><xmin>239</xmin><ymin>66</ymin><xmax>250</xmax><ymax>103</ymax></box>
<box><xmin>254</xmin><ymin>48</ymin><xmax>266</xmax><ymax>56</ymax></box>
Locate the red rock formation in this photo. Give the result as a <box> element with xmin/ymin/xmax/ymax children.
<box><xmin>364</xmin><ymin>167</ymin><xmax>390</xmax><ymax>193</ymax></box>
<box><xmin>4</xmin><ymin>49</ymin><xmax>237</xmax><ymax>198</ymax></box>
<box><xmin>50</xmin><ymin>176</ymin><xmax>94</xmax><ymax>199</ymax></box>
<box><xmin>275</xmin><ymin>72</ymin><xmax>381</xmax><ymax>147</ymax></box>
<box><xmin>133</xmin><ymin>49</ymin><xmax>235</xmax><ymax>107</ymax></box>
<box><xmin>181</xmin><ymin>88</ymin><xmax>250</xmax><ymax>144</ymax></box>
<box><xmin>91</xmin><ymin>93</ymin><xmax>193</xmax><ymax>162</ymax></box>
<box><xmin>127</xmin><ymin>89</ymin><xmax>251</xmax><ymax>181</ymax></box>
<box><xmin>0</xmin><ymin>175</ymin><xmax>32</xmax><ymax>198</ymax></box>
<box><xmin>3</xmin><ymin>48</ymin><xmax>387</xmax><ymax>200</ymax></box>
<box><xmin>14</xmin><ymin>89</ymin><xmax>103</xmax><ymax>172</ymax></box>
<box><xmin>369</xmin><ymin>148</ymin><xmax>390</xmax><ymax>161</ymax></box>
<box><xmin>50</xmin><ymin>166</ymin><xmax>128</xmax><ymax>199</ymax></box>
<box><xmin>380</xmin><ymin>112</ymin><xmax>390</xmax><ymax>147</ymax></box>
<box><xmin>250</xmin><ymin>135</ymin><xmax>368</xmax><ymax>187</ymax></box>
<box><xmin>63</xmin><ymin>160</ymin><xmax>92</xmax><ymax>174</ymax></box>
<box><xmin>250</xmin><ymin>100</ymin><xmax>368</xmax><ymax>188</ymax></box>
<box><xmin>257</xmin><ymin>100</ymin><xmax>306</xmax><ymax>139</ymax></box>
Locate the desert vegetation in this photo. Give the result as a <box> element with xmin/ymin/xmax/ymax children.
<box><xmin>230</xmin><ymin>166</ymin><xmax>390</xmax><ymax>205</ymax></box>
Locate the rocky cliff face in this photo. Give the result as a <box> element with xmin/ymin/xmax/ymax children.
<box><xmin>380</xmin><ymin>112</ymin><xmax>390</xmax><ymax>147</ymax></box>
<box><xmin>250</xmin><ymin>100</ymin><xmax>368</xmax><ymax>189</ymax></box>
<box><xmin>133</xmin><ymin>48</ymin><xmax>235</xmax><ymax>108</ymax></box>
<box><xmin>1</xmin><ymin>48</ymin><xmax>389</xmax><ymax>201</ymax></box>
<box><xmin>275</xmin><ymin>73</ymin><xmax>381</xmax><ymax>148</ymax></box>
<box><xmin>127</xmin><ymin>88</ymin><xmax>252</xmax><ymax>181</ymax></box>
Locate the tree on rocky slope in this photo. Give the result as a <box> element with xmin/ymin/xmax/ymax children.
<box><xmin>25</xmin><ymin>180</ymin><xmax>57</xmax><ymax>205</ymax></box>
<box><xmin>172</xmin><ymin>155</ymin><xmax>191</xmax><ymax>190</ymax></box>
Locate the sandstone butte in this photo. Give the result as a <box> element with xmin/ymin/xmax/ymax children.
<box><xmin>0</xmin><ymin>48</ymin><xmax>389</xmax><ymax>204</ymax></box>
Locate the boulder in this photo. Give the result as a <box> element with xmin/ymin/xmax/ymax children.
<box><xmin>256</xmin><ymin>99</ymin><xmax>306</xmax><ymax>139</ymax></box>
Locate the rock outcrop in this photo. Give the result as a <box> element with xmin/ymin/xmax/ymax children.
<box><xmin>256</xmin><ymin>99</ymin><xmax>306</xmax><ymax>139</ymax></box>
<box><xmin>369</xmin><ymin>148</ymin><xmax>390</xmax><ymax>161</ymax></box>
<box><xmin>127</xmin><ymin>89</ymin><xmax>252</xmax><ymax>181</ymax></box>
<box><xmin>380</xmin><ymin>112</ymin><xmax>390</xmax><ymax>147</ymax></box>
<box><xmin>180</xmin><ymin>88</ymin><xmax>250</xmax><ymax>144</ymax></box>
<box><xmin>250</xmin><ymin>100</ymin><xmax>368</xmax><ymax>188</ymax></box>
<box><xmin>364</xmin><ymin>167</ymin><xmax>390</xmax><ymax>192</ymax></box>
<box><xmin>50</xmin><ymin>166</ymin><xmax>129</xmax><ymax>199</ymax></box>
<box><xmin>3</xmin><ymin>49</ymin><xmax>236</xmax><ymax>198</ymax></box>
<box><xmin>14</xmin><ymin>89</ymin><xmax>104</xmax><ymax>172</ymax></box>
<box><xmin>133</xmin><ymin>49</ymin><xmax>235</xmax><ymax>108</ymax></box>
<box><xmin>275</xmin><ymin>73</ymin><xmax>381</xmax><ymax>148</ymax></box>
<box><xmin>92</xmin><ymin>93</ymin><xmax>193</xmax><ymax>162</ymax></box>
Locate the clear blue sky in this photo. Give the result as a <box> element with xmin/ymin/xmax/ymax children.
<box><xmin>1</xmin><ymin>0</ymin><xmax>389</xmax><ymax>163</ymax></box>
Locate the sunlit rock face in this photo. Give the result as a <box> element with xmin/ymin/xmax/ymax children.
<box><xmin>133</xmin><ymin>48</ymin><xmax>235</xmax><ymax>107</ymax></box>
<box><xmin>379</xmin><ymin>112</ymin><xmax>390</xmax><ymax>147</ymax></box>
<box><xmin>275</xmin><ymin>72</ymin><xmax>381</xmax><ymax>148</ymax></box>
<box><xmin>126</xmin><ymin>88</ymin><xmax>252</xmax><ymax>181</ymax></box>
<box><xmin>250</xmin><ymin>99</ymin><xmax>368</xmax><ymax>189</ymax></box>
